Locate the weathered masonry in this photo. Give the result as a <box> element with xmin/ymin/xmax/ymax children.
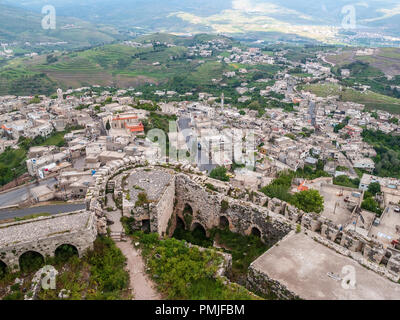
<box><xmin>86</xmin><ymin>158</ymin><xmax>400</xmax><ymax>284</ymax></box>
<box><xmin>172</xmin><ymin>174</ymin><xmax>291</xmax><ymax>246</ymax></box>
<box><xmin>0</xmin><ymin>210</ymin><xmax>97</xmax><ymax>271</ymax></box>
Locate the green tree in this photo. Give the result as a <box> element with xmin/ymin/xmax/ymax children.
<box><xmin>106</xmin><ymin>120</ymin><xmax>111</xmax><ymax>131</ymax></box>
<box><xmin>291</xmin><ymin>189</ymin><xmax>324</xmax><ymax>213</ymax></box>
<box><xmin>361</xmin><ymin>197</ymin><xmax>382</xmax><ymax>215</ymax></box>
<box><xmin>368</xmin><ymin>182</ymin><xmax>381</xmax><ymax>196</ymax></box>
<box><xmin>389</xmin><ymin>117</ymin><xmax>399</xmax><ymax>124</ymax></box>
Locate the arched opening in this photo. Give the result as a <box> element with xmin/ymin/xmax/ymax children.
<box><xmin>192</xmin><ymin>222</ymin><xmax>207</xmax><ymax>238</ymax></box>
<box><xmin>55</xmin><ymin>244</ymin><xmax>79</xmax><ymax>263</ymax></box>
<box><xmin>219</xmin><ymin>216</ymin><xmax>229</xmax><ymax>229</ymax></box>
<box><xmin>0</xmin><ymin>260</ymin><xmax>7</xmax><ymax>279</ymax></box>
<box><xmin>19</xmin><ymin>251</ymin><xmax>45</xmax><ymax>273</ymax></box>
<box><xmin>182</xmin><ymin>204</ymin><xmax>193</xmax><ymax>230</ymax></box>
<box><xmin>141</xmin><ymin>219</ymin><xmax>151</xmax><ymax>233</ymax></box>
<box><xmin>173</xmin><ymin>219</ymin><xmax>212</xmax><ymax>247</ymax></box>
<box><xmin>251</xmin><ymin>227</ymin><xmax>262</xmax><ymax>238</ymax></box>
<box><xmin>172</xmin><ymin>216</ymin><xmax>186</xmax><ymax>239</ymax></box>
<box><xmin>183</xmin><ymin>204</ymin><xmax>193</xmax><ymax>215</ymax></box>
<box><xmin>176</xmin><ymin>216</ymin><xmax>186</xmax><ymax>230</ymax></box>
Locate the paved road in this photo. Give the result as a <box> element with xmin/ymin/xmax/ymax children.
<box><xmin>178</xmin><ymin>117</ymin><xmax>217</xmax><ymax>173</ymax></box>
<box><xmin>0</xmin><ymin>203</ymin><xmax>86</xmax><ymax>221</ymax></box>
<box><xmin>0</xmin><ymin>178</ymin><xmax>57</xmax><ymax>208</ymax></box>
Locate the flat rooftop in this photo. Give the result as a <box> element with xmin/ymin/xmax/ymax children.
<box><xmin>127</xmin><ymin>169</ymin><xmax>174</xmax><ymax>204</ymax></box>
<box><xmin>0</xmin><ymin>211</ymin><xmax>91</xmax><ymax>247</ymax></box>
<box><xmin>315</xmin><ymin>184</ymin><xmax>360</xmax><ymax>226</ymax></box>
<box><xmin>251</xmin><ymin>233</ymin><xmax>400</xmax><ymax>300</ymax></box>
<box><xmin>368</xmin><ymin>205</ymin><xmax>400</xmax><ymax>247</ymax></box>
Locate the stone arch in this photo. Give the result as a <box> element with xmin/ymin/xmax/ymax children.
<box><xmin>0</xmin><ymin>260</ymin><xmax>8</xmax><ymax>278</ymax></box>
<box><xmin>55</xmin><ymin>244</ymin><xmax>79</xmax><ymax>263</ymax></box>
<box><xmin>182</xmin><ymin>203</ymin><xmax>194</xmax><ymax>228</ymax></box>
<box><xmin>219</xmin><ymin>216</ymin><xmax>230</xmax><ymax>229</ymax></box>
<box><xmin>251</xmin><ymin>226</ymin><xmax>262</xmax><ymax>238</ymax></box>
<box><xmin>176</xmin><ymin>216</ymin><xmax>186</xmax><ymax>230</ymax></box>
<box><xmin>19</xmin><ymin>251</ymin><xmax>45</xmax><ymax>273</ymax></box>
<box><xmin>183</xmin><ymin>203</ymin><xmax>193</xmax><ymax>215</ymax></box>
<box><xmin>191</xmin><ymin>222</ymin><xmax>208</xmax><ymax>237</ymax></box>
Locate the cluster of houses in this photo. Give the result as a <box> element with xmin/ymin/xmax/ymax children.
<box><xmin>0</xmin><ymin>39</ymin><xmax>399</xmax><ymax>258</ymax></box>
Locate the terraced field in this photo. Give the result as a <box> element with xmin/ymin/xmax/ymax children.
<box><xmin>0</xmin><ymin>44</ymin><xmax>193</xmax><ymax>94</ymax></box>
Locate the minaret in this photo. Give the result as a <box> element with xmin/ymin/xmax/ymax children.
<box><xmin>57</xmin><ymin>88</ymin><xmax>63</xmax><ymax>103</ymax></box>
<box><xmin>221</xmin><ymin>93</ymin><xmax>224</xmax><ymax>109</ymax></box>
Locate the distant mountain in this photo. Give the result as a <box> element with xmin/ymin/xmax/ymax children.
<box><xmin>0</xmin><ymin>3</ymin><xmax>123</xmax><ymax>48</ymax></box>
<box><xmin>4</xmin><ymin>0</ymin><xmax>400</xmax><ymax>45</ymax></box>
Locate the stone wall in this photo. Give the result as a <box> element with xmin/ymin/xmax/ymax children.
<box><xmin>174</xmin><ymin>174</ymin><xmax>292</xmax><ymax>246</ymax></box>
<box><xmin>246</xmin><ymin>265</ymin><xmax>300</xmax><ymax>300</ymax></box>
<box><xmin>84</xmin><ymin>157</ymin><xmax>400</xmax><ymax>281</ymax></box>
<box><xmin>155</xmin><ymin>176</ymin><xmax>176</xmax><ymax>236</ymax></box>
<box><xmin>0</xmin><ymin>210</ymin><xmax>97</xmax><ymax>271</ymax></box>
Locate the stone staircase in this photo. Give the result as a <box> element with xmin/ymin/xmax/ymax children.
<box><xmin>110</xmin><ymin>231</ymin><xmax>127</xmax><ymax>242</ymax></box>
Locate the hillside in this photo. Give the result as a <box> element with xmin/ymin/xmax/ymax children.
<box><xmin>0</xmin><ymin>45</ymin><xmax>201</xmax><ymax>95</ymax></box>
<box><xmin>0</xmin><ymin>4</ymin><xmax>123</xmax><ymax>51</ymax></box>
<box><xmin>0</xmin><ymin>33</ymin><xmax>244</xmax><ymax>96</ymax></box>
<box><xmin>301</xmin><ymin>83</ymin><xmax>400</xmax><ymax>114</ymax></box>
<box><xmin>326</xmin><ymin>48</ymin><xmax>400</xmax><ymax>77</ymax></box>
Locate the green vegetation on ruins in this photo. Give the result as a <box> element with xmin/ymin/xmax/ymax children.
<box><xmin>0</xmin><ymin>237</ymin><xmax>130</xmax><ymax>300</ymax></box>
<box><xmin>14</xmin><ymin>213</ymin><xmax>51</xmax><ymax>222</ymax></box>
<box><xmin>209</xmin><ymin>166</ymin><xmax>230</xmax><ymax>182</ymax></box>
<box><xmin>129</xmin><ymin>232</ymin><xmax>260</xmax><ymax>300</ymax></box>
<box><xmin>173</xmin><ymin>225</ymin><xmax>268</xmax><ymax>284</ymax></box>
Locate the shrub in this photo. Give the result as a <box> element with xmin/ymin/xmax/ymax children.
<box><xmin>291</xmin><ymin>189</ymin><xmax>324</xmax><ymax>214</ymax></box>
<box><xmin>135</xmin><ymin>192</ymin><xmax>149</xmax><ymax>207</ymax></box>
<box><xmin>86</xmin><ymin>237</ymin><xmax>129</xmax><ymax>293</ymax></box>
<box><xmin>209</xmin><ymin>166</ymin><xmax>230</xmax><ymax>182</ymax></box>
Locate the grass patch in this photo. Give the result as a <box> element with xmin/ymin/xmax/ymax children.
<box><xmin>133</xmin><ymin>232</ymin><xmax>260</xmax><ymax>300</ymax></box>
<box><xmin>14</xmin><ymin>213</ymin><xmax>51</xmax><ymax>222</ymax></box>
<box><xmin>172</xmin><ymin>224</ymin><xmax>268</xmax><ymax>283</ymax></box>
<box><xmin>0</xmin><ymin>236</ymin><xmax>130</xmax><ymax>300</ymax></box>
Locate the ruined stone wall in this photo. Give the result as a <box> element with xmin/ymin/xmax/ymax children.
<box><xmin>246</xmin><ymin>265</ymin><xmax>300</xmax><ymax>300</ymax></box>
<box><xmin>154</xmin><ymin>176</ymin><xmax>176</xmax><ymax>236</ymax></box>
<box><xmin>85</xmin><ymin>158</ymin><xmax>400</xmax><ymax>281</ymax></box>
<box><xmin>0</xmin><ymin>211</ymin><xmax>97</xmax><ymax>271</ymax></box>
<box><xmin>174</xmin><ymin>174</ymin><xmax>292</xmax><ymax>245</ymax></box>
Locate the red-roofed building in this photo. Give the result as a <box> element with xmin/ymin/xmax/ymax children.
<box><xmin>110</xmin><ymin>113</ymin><xmax>144</xmax><ymax>136</ymax></box>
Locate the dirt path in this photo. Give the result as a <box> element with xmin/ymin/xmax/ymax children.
<box><xmin>116</xmin><ymin>241</ymin><xmax>162</xmax><ymax>300</ymax></box>
<box><xmin>105</xmin><ymin>193</ymin><xmax>161</xmax><ymax>300</ymax></box>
